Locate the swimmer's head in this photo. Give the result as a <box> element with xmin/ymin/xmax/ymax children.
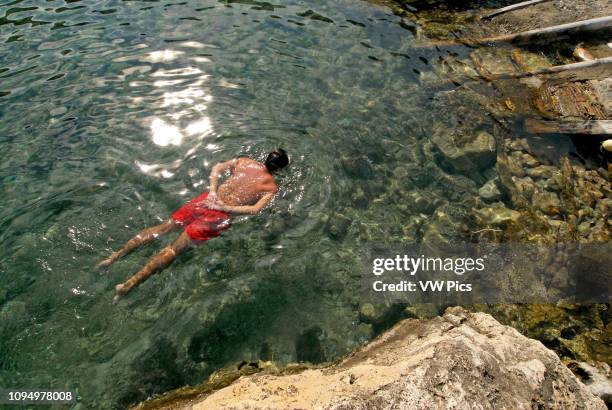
<box><xmin>265</xmin><ymin>149</ymin><xmax>289</xmax><ymax>172</ymax></box>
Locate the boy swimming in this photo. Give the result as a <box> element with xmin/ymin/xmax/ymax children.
<box><xmin>97</xmin><ymin>149</ymin><xmax>289</xmax><ymax>303</ymax></box>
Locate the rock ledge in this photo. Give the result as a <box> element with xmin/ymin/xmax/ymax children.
<box><xmin>172</xmin><ymin>307</ymin><xmax>605</xmax><ymax>409</ymax></box>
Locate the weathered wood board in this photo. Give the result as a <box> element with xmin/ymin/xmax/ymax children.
<box><xmin>534</xmin><ymin>81</ymin><xmax>608</xmax><ymax>120</ymax></box>
<box><xmin>524</xmin><ymin>119</ymin><xmax>612</xmax><ymax>134</ymax></box>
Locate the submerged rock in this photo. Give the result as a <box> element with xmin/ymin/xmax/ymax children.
<box><xmin>473</xmin><ymin>205</ymin><xmax>521</xmax><ymax>227</ymax></box>
<box><xmin>526</xmin><ymin>165</ymin><xmax>556</xmax><ymax>179</ymax></box>
<box><xmin>340</xmin><ymin>154</ymin><xmax>374</xmax><ymax>179</ymax></box>
<box><xmin>351</xmin><ymin>187</ymin><xmax>369</xmax><ymax>209</ymax></box>
<box><xmin>160</xmin><ymin>308</ymin><xmax>606</xmax><ymax>410</ymax></box>
<box><xmin>478</xmin><ymin>178</ymin><xmax>501</xmax><ymax>201</ymax></box>
<box><xmin>532</xmin><ymin>190</ymin><xmax>560</xmax><ymax>215</ymax></box>
<box><xmin>405</xmin><ymin>190</ymin><xmax>441</xmax><ymax>214</ymax></box>
<box><xmin>358</xmin><ymin>303</ymin><xmax>378</xmax><ymax>323</ymax></box>
<box><xmin>429</xmin><ymin>88</ymin><xmax>501</xmax><ymax>177</ymax></box>
<box><xmin>325</xmin><ymin>213</ymin><xmax>352</xmax><ymax>240</ymax></box>
<box><xmin>405</xmin><ymin>162</ymin><xmax>437</xmax><ymax>189</ymax></box>
<box><xmin>403</xmin><ymin>303</ymin><xmax>442</xmax><ymax>319</ymax></box>
<box><xmin>506</xmin><ymin>155</ymin><xmax>527</xmax><ymax>178</ymax></box>
<box><xmin>520</xmin><ymin>152</ymin><xmax>540</xmax><ymax>168</ymax></box>
<box><xmin>432</xmin><ymin>130</ymin><xmax>497</xmax><ymax>174</ymax></box>
<box><xmin>422</xmin><ymin>203</ymin><xmax>471</xmax><ymax>251</ymax></box>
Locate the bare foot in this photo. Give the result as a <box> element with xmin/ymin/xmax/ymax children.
<box><xmin>96</xmin><ymin>253</ymin><xmax>118</xmax><ymax>272</ymax></box>
<box><xmin>112</xmin><ymin>283</ymin><xmax>128</xmax><ymax>304</ymax></box>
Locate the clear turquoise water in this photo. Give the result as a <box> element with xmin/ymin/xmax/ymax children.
<box><xmin>0</xmin><ymin>0</ymin><xmax>482</xmax><ymax>408</ymax></box>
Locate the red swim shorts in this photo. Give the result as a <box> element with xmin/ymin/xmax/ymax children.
<box><xmin>171</xmin><ymin>192</ymin><xmax>231</xmax><ymax>243</ymax></box>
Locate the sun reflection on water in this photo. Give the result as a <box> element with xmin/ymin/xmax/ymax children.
<box><xmin>130</xmin><ymin>49</ymin><xmax>218</xmax><ymax>180</ymax></box>
<box><xmin>144</xmin><ymin>53</ymin><xmax>215</xmax><ymax>148</ymax></box>
<box><xmin>150</xmin><ymin>118</ymin><xmax>184</xmax><ymax>146</ymax></box>
<box><xmin>141</xmin><ymin>49</ymin><xmax>184</xmax><ymax>63</ymax></box>
<box><xmin>186</xmin><ymin>117</ymin><xmax>212</xmax><ymax>136</ymax></box>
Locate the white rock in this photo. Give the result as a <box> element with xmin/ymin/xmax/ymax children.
<box><xmin>182</xmin><ymin>308</ymin><xmax>606</xmax><ymax>410</ymax></box>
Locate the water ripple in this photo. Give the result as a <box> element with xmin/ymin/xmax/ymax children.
<box><xmin>0</xmin><ymin>0</ymin><xmax>468</xmax><ymax>407</ymax></box>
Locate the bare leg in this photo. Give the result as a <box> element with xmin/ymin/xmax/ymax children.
<box><xmin>113</xmin><ymin>232</ymin><xmax>194</xmax><ymax>303</ymax></box>
<box><xmin>97</xmin><ymin>219</ymin><xmax>179</xmax><ymax>270</ymax></box>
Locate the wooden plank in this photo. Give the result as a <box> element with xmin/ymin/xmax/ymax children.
<box><xmin>414</xmin><ymin>16</ymin><xmax>612</xmax><ymax>48</ymax></box>
<box><xmin>524</xmin><ymin>119</ymin><xmax>612</xmax><ymax>134</ymax></box>
<box><xmin>481</xmin><ymin>0</ymin><xmax>552</xmax><ymax>20</ymax></box>
<box><xmin>482</xmin><ymin>56</ymin><xmax>612</xmax><ymax>80</ymax></box>
<box><xmin>474</xmin><ymin>15</ymin><xmax>612</xmax><ymax>45</ymax></box>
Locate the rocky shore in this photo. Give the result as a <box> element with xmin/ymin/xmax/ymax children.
<box><xmin>341</xmin><ymin>0</ymin><xmax>612</xmax><ymax>404</ymax></box>
<box><xmin>383</xmin><ymin>0</ymin><xmax>611</xmax><ymax>372</ymax></box>
<box><xmin>135</xmin><ymin>308</ymin><xmax>606</xmax><ymax>409</ymax></box>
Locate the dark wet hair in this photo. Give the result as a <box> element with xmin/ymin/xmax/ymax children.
<box><xmin>265</xmin><ymin>149</ymin><xmax>289</xmax><ymax>172</ymax></box>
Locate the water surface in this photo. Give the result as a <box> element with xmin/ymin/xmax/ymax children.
<box><xmin>0</xmin><ymin>0</ymin><xmax>484</xmax><ymax>407</ymax></box>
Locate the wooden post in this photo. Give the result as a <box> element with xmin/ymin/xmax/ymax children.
<box><xmin>481</xmin><ymin>0</ymin><xmax>552</xmax><ymax>20</ymax></box>
<box><xmin>485</xmin><ymin>16</ymin><xmax>612</xmax><ymax>45</ymax></box>
<box><xmin>414</xmin><ymin>15</ymin><xmax>612</xmax><ymax>48</ymax></box>
<box><xmin>482</xmin><ymin>56</ymin><xmax>612</xmax><ymax>80</ymax></box>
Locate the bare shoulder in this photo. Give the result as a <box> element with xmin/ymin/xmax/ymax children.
<box><xmin>216</xmin><ymin>158</ymin><xmax>238</xmax><ymax>169</ymax></box>
<box><xmin>260</xmin><ymin>172</ymin><xmax>278</xmax><ymax>193</ymax></box>
<box><xmin>237</xmin><ymin>157</ymin><xmax>259</xmax><ymax>165</ymax></box>
<box><xmin>266</xmin><ymin>179</ymin><xmax>278</xmax><ymax>193</ymax></box>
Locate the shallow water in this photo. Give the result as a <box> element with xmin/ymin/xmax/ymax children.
<box><xmin>0</xmin><ymin>0</ymin><xmax>494</xmax><ymax>408</ymax></box>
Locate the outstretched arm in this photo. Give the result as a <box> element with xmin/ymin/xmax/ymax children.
<box><xmin>209</xmin><ymin>159</ymin><xmax>237</xmax><ymax>195</ymax></box>
<box><xmin>213</xmin><ymin>192</ymin><xmax>275</xmax><ymax>215</ymax></box>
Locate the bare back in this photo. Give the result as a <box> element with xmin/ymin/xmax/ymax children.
<box><xmin>217</xmin><ymin>158</ymin><xmax>277</xmax><ymax>206</ymax></box>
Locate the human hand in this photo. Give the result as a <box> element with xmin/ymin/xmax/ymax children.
<box><xmin>205</xmin><ymin>191</ymin><xmax>218</xmax><ymax>204</ymax></box>
<box><xmin>207</xmin><ymin>201</ymin><xmax>227</xmax><ymax>211</ymax></box>
<box><xmin>204</xmin><ymin>195</ymin><xmax>224</xmax><ymax>210</ymax></box>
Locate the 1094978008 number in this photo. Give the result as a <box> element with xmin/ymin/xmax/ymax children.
<box><xmin>0</xmin><ymin>389</ymin><xmax>76</xmax><ymax>404</ymax></box>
